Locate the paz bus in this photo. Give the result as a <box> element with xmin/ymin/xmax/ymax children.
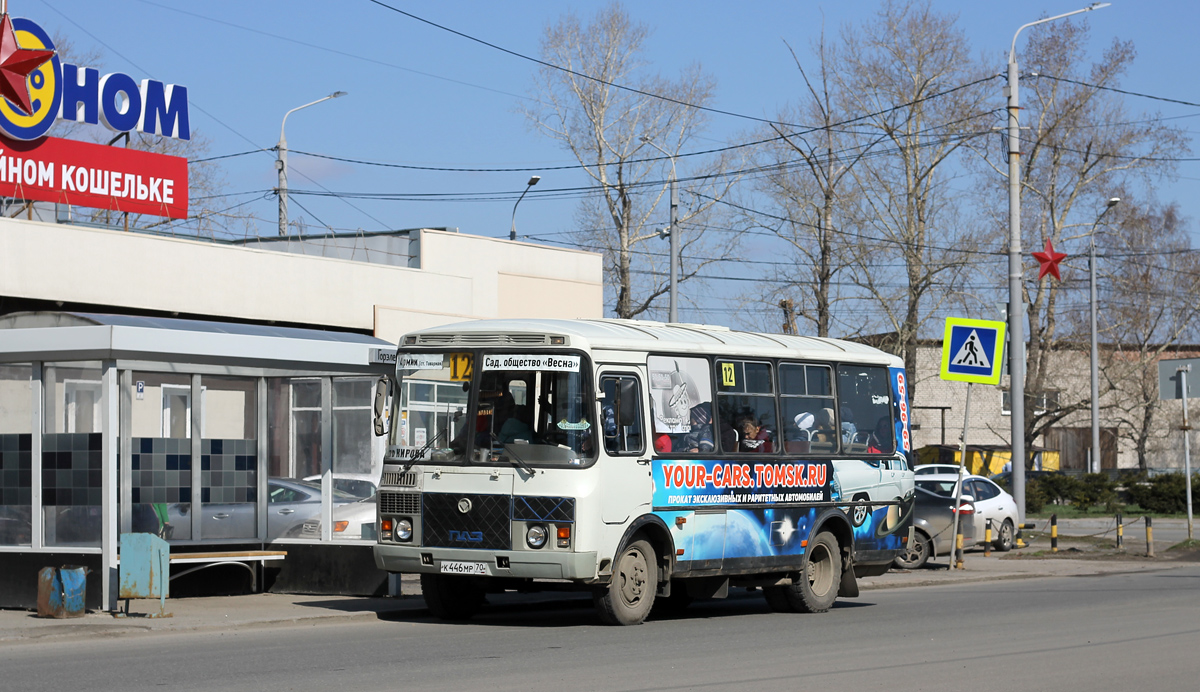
<box><xmin>372</xmin><ymin>319</ymin><xmax>915</xmax><ymax>625</ymax></box>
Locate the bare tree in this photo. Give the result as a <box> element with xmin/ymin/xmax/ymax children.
<box><xmin>521</xmin><ymin>3</ymin><xmax>735</xmax><ymax>319</ymax></box>
<box><xmin>983</xmin><ymin>19</ymin><xmax>1190</xmax><ymax>452</ymax></box>
<box><xmin>833</xmin><ymin>0</ymin><xmax>992</xmax><ymax>396</ymax></box>
<box><xmin>751</xmin><ymin>34</ymin><xmax>876</xmax><ymax>338</ymax></box>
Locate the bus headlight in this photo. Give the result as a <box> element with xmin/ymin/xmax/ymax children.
<box><xmin>526</xmin><ymin>524</ymin><xmax>548</xmax><ymax>549</ymax></box>
<box><xmin>396</xmin><ymin>518</ymin><xmax>413</xmax><ymax>542</ymax></box>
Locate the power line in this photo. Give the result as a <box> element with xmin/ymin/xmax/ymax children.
<box><xmin>1034</xmin><ymin>73</ymin><xmax>1200</xmax><ymax>110</ymax></box>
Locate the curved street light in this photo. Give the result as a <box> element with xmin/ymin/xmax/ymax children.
<box><xmin>1006</xmin><ymin>2</ymin><xmax>1108</xmax><ymax>522</ymax></box>
<box><xmin>640</xmin><ymin>136</ymin><xmax>679</xmax><ymax>323</ymax></box>
<box><xmin>277</xmin><ymin>91</ymin><xmax>347</xmax><ymax>237</ymax></box>
<box><xmin>509</xmin><ymin>175</ymin><xmax>541</xmax><ymax>241</ymax></box>
<box><xmin>1089</xmin><ymin>197</ymin><xmax>1120</xmax><ymax>473</ymax></box>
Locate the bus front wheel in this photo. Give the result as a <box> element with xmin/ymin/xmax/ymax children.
<box><xmin>594</xmin><ymin>539</ymin><xmax>657</xmax><ymax>625</ymax></box>
<box><xmin>762</xmin><ymin>531</ymin><xmax>842</xmax><ymax>614</ymax></box>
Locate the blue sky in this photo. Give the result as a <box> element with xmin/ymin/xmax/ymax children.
<box><xmin>26</xmin><ymin>0</ymin><xmax>1200</xmax><ymax>324</ymax></box>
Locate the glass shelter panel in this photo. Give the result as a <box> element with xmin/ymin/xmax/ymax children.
<box><xmin>200</xmin><ymin>376</ymin><xmax>258</xmax><ymax>540</ymax></box>
<box><xmin>0</xmin><ymin>364</ymin><xmax>32</xmax><ymax>545</ymax></box>
<box><xmin>129</xmin><ymin>373</ymin><xmax>192</xmax><ymax>540</ymax></box>
<box><xmin>43</xmin><ymin>365</ymin><xmax>103</xmax><ymax>547</ymax></box>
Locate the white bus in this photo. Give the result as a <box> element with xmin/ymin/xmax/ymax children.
<box><xmin>372</xmin><ymin>319</ymin><xmax>915</xmax><ymax>625</ymax></box>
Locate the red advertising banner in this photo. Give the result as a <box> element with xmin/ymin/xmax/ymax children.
<box><xmin>0</xmin><ymin>134</ymin><xmax>188</xmax><ymax>219</ymax></box>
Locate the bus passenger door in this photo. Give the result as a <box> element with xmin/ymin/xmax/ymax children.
<box><xmin>597</xmin><ymin>369</ymin><xmax>652</xmax><ymax>524</ymax></box>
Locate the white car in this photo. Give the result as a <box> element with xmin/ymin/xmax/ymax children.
<box><xmin>302</xmin><ymin>473</ymin><xmax>379</xmax><ymax>500</ymax></box>
<box><xmin>914</xmin><ymin>463</ymin><xmax>964</xmax><ymax>476</ymax></box>
<box><xmin>290</xmin><ymin>496</ymin><xmax>377</xmax><ymax>541</ymax></box>
<box><xmin>914</xmin><ymin>473</ymin><xmax>1018</xmax><ymax>551</ymax></box>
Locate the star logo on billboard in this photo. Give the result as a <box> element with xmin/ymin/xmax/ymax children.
<box><xmin>0</xmin><ymin>14</ymin><xmax>54</xmax><ymax>116</ymax></box>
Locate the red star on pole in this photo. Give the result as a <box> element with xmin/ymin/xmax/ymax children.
<box><xmin>0</xmin><ymin>14</ymin><xmax>54</xmax><ymax>116</ymax></box>
<box><xmin>1032</xmin><ymin>239</ymin><xmax>1068</xmax><ymax>281</ymax></box>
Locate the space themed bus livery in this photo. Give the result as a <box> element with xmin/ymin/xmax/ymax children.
<box><xmin>372</xmin><ymin>319</ymin><xmax>915</xmax><ymax>625</ymax></box>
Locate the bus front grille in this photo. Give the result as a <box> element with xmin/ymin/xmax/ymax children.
<box><xmin>422</xmin><ymin>492</ymin><xmax>510</xmax><ymax>550</ymax></box>
<box><xmin>379</xmin><ymin>491</ymin><xmax>421</xmax><ymax>515</ymax></box>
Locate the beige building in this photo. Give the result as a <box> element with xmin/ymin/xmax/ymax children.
<box><xmin>0</xmin><ymin>219</ymin><xmax>604</xmax><ymax>339</ymax></box>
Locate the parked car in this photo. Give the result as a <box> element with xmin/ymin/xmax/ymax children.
<box><xmin>893</xmin><ymin>486</ymin><xmax>978</xmax><ymax>569</ymax></box>
<box><xmin>288</xmin><ymin>496</ymin><xmax>376</xmax><ymax>541</ymax></box>
<box><xmin>170</xmin><ymin>478</ymin><xmax>358</xmax><ymax>541</ymax></box>
<box><xmin>302</xmin><ymin>473</ymin><xmax>378</xmax><ymax>501</ymax></box>
<box><xmin>914</xmin><ymin>463</ymin><xmax>965</xmax><ymax>476</ymax></box>
<box><xmin>914</xmin><ymin>473</ymin><xmax>1018</xmax><ymax>552</ymax></box>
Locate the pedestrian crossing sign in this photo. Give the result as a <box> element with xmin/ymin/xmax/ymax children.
<box><xmin>940</xmin><ymin>317</ymin><xmax>1006</xmax><ymax>385</ymax></box>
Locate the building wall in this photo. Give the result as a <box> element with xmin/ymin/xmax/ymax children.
<box><xmin>0</xmin><ymin>220</ymin><xmax>603</xmax><ymax>344</ymax></box>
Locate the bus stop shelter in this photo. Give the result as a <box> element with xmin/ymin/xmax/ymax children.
<box><xmin>0</xmin><ymin>312</ymin><xmax>395</xmax><ymax>610</ymax></box>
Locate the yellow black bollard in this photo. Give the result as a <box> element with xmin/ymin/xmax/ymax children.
<box><xmin>1051</xmin><ymin>513</ymin><xmax>1058</xmax><ymax>553</ymax></box>
<box><xmin>1146</xmin><ymin>516</ymin><xmax>1154</xmax><ymax>558</ymax></box>
<box><xmin>1116</xmin><ymin>512</ymin><xmax>1124</xmax><ymax>550</ymax></box>
<box><xmin>955</xmin><ymin>527</ymin><xmax>964</xmax><ymax>570</ymax></box>
<box><xmin>984</xmin><ymin>519</ymin><xmax>992</xmax><ymax>557</ymax></box>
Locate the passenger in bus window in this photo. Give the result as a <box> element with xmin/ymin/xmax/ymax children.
<box><xmin>736</xmin><ymin>413</ymin><xmax>773</xmax><ymax>453</ymax></box>
<box><xmin>496</xmin><ymin>397</ymin><xmax>532</xmax><ymax>445</ymax></box>
<box><xmin>683</xmin><ymin>401</ymin><xmax>714</xmax><ymax>453</ymax></box>
<box><xmin>809</xmin><ymin>407</ymin><xmax>838</xmax><ymax>450</ymax></box>
<box><xmin>868</xmin><ymin>416</ymin><xmax>895</xmax><ymax>454</ymax></box>
<box><xmin>839</xmin><ymin>404</ymin><xmax>857</xmax><ymax>445</ymax></box>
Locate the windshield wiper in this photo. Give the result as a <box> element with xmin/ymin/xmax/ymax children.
<box><xmin>398</xmin><ymin>427</ymin><xmax>446</xmax><ymax>475</ymax></box>
<box><xmin>501</xmin><ymin>444</ymin><xmax>537</xmax><ymax>476</ymax></box>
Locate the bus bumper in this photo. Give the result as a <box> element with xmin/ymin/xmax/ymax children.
<box><xmin>374</xmin><ymin>544</ymin><xmax>599</xmax><ymax>581</ymax></box>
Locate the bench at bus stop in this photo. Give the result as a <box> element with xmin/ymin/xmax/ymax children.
<box><xmin>118</xmin><ymin>534</ymin><xmax>286</xmax><ymax>612</ymax></box>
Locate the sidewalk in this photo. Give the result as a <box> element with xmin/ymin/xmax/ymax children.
<box><xmin>1</xmin><ymin>543</ymin><xmax>1186</xmax><ymax>644</ymax></box>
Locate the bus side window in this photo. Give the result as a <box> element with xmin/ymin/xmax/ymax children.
<box><xmin>780</xmin><ymin>363</ymin><xmax>836</xmax><ymax>454</ymax></box>
<box><xmin>836</xmin><ymin>364</ymin><xmax>895</xmax><ymax>455</ymax></box>
<box><xmin>600</xmin><ymin>375</ymin><xmax>644</xmax><ymax>456</ymax></box>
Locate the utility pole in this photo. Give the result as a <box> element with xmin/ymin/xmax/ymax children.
<box><xmin>1006</xmin><ymin>2</ymin><xmax>1109</xmax><ymax>522</ymax></box>
<box><xmin>641</xmin><ymin>136</ymin><xmax>678</xmax><ymax>323</ymax></box>
<box><xmin>277</xmin><ymin>91</ymin><xmax>347</xmax><ymax>237</ymax></box>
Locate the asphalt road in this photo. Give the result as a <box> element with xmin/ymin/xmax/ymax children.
<box><xmin>3</xmin><ymin>565</ymin><xmax>1198</xmax><ymax>692</ymax></box>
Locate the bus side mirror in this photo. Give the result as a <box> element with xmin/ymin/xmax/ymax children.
<box><xmin>373</xmin><ymin>376</ymin><xmax>390</xmax><ymax>437</ymax></box>
<box><xmin>618</xmin><ymin>379</ymin><xmax>638</xmax><ymax>427</ymax></box>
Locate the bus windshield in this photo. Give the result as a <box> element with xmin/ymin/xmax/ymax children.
<box><xmin>389</xmin><ymin>353</ymin><xmax>471</xmax><ymax>463</ymax></box>
<box><xmin>388</xmin><ymin>350</ymin><xmax>595</xmax><ymax>467</ymax></box>
<box><xmin>475</xmin><ymin>352</ymin><xmax>595</xmax><ymax>467</ymax></box>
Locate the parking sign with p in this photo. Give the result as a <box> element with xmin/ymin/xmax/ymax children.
<box><xmin>940</xmin><ymin>318</ymin><xmax>1006</xmax><ymax>385</ymax></box>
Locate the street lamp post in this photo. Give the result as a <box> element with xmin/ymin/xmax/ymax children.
<box><xmin>1007</xmin><ymin>2</ymin><xmax>1108</xmax><ymax>522</ymax></box>
<box><xmin>277</xmin><ymin>91</ymin><xmax>347</xmax><ymax>237</ymax></box>
<box><xmin>509</xmin><ymin>176</ymin><xmax>541</xmax><ymax>241</ymax></box>
<box><xmin>640</xmin><ymin>136</ymin><xmax>678</xmax><ymax>323</ymax></box>
<box><xmin>1089</xmin><ymin>197</ymin><xmax>1120</xmax><ymax>474</ymax></box>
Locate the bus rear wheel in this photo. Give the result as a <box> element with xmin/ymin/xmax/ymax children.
<box><xmin>761</xmin><ymin>531</ymin><xmax>842</xmax><ymax>614</ymax></box>
<box><xmin>421</xmin><ymin>573</ymin><xmax>485</xmax><ymax>620</ymax></box>
<box><xmin>594</xmin><ymin>539</ymin><xmax>657</xmax><ymax>625</ymax></box>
